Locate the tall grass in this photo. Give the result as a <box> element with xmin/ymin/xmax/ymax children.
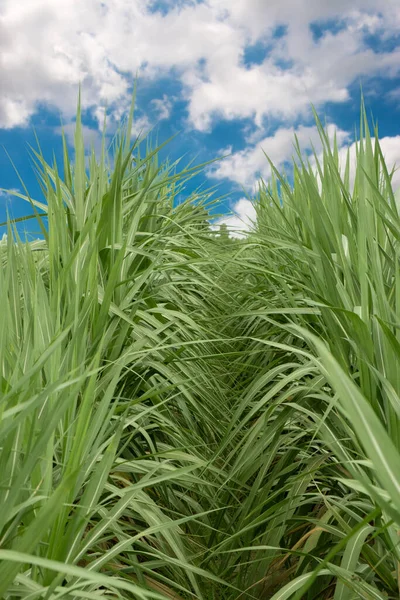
<box><xmin>1</xmin><ymin>90</ymin><xmax>400</xmax><ymax>599</ymax></box>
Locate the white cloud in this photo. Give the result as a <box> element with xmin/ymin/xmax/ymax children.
<box><xmin>379</xmin><ymin>137</ymin><xmax>400</xmax><ymax>191</ymax></box>
<box><xmin>211</xmin><ymin>0</ymin><xmax>399</xmax><ymax>39</ymax></box>
<box><xmin>209</xmin><ymin>123</ymin><xmax>351</xmax><ymax>189</ymax></box>
<box><xmin>333</xmin><ymin>135</ymin><xmax>400</xmax><ymax>192</ymax></box>
<box><xmin>151</xmin><ymin>95</ymin><xmax>173</xmax><ymax>120</ymax></box>
<box><xmin>211</xmin><ymin>117</ymin><xmax>400</xmax><ymax>200</ymax></box>
<box><xmin>214</xmin><ymin>197</ymin><xmax>257</xmax><ymax>237</ymax></box>
<box><xmin>54</xmin><ymin>105</ymin><xmax>153</xmax><ymax>171</ymax></box>
<box><xmin>130</xmin><ymin>114</ymin><xmax>153</xmax><ymax>138</ymax></box>
<box><xmin>0</xmin><ymin>188</ymin><xmax>19</xmax><ymax>201</ymax></box>
<box><xmin>0</xmin><ymin>189</ymin><xmax>21</xmax><ymax>228</ymax></box>
<box><xmin>386</xmin><ymin>87</ymin><xmax>400</xmax><ymax>104</ymax></box>
<box><xmin>212</xmin><ymin>132</ymin><xmax>400</xmax><ymax>236</ymax></box>
<box><xmin>0</xmin><ymin>0</ymin><xmax>130</xmax><ymax>128</ymax></box>
<box><xmin>180</xmin><ymin>1</ymin><xmax>400</xmax><ymax>130</ymax></box>
<box><xmin>0</xmin><ymin>0</ymin><xmax>399</xmax><ymax>133</ymax></box>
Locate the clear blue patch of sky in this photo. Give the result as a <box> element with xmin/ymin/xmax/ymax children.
<box><xmin>242</xmin><ymin>24</ymin><xmax>288</xmax><ymax>68</ymax></box>
<box><xmin>145</xmin><ymin>125</ymin><xmax>241</xmax><ymax>219</ymax></box>
<box><xmin>148</xmin><ymin>0</ymin><xmax>203</xmax><ymax>16</ymax></box>
<box><xmin>243</xmin><ymin>40</ymin><xmax>271</xmax><ymax>68</ymax></box>
<box><xmin>320</xmin><ymin>76</ymin><xmax>400</xmax><ymax>139</ymax></box>
<box><xmin>273</xmin><ymin>57</ymin><xmax>295</xmax><ymax>70</ymax></box>
<box><xmin>363</xmin><ymin>30</ymin><xmax>400</xmax><ymax>53</ymax></box>
<box><xmin>148</xmin><ymin>1</ymin><xmax>176</xmax><ymax>16</ymax></box>
<box><xmin>0</xmin><ymin>104</ymin><xmax>68</xmax><ymax>239</ymax></box>
<box><xmin>309</xmin><ymin>18</ymin><xmax>347</xmax><ymax>43</ymax></box>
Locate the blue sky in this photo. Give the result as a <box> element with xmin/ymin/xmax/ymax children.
<box><xmin>1</xmin><ymin>0</ymin><xmax>400</xmax><ymax>238</ymax></box>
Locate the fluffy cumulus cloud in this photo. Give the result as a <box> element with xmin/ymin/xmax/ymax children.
<box><xmin>179</xmin><ymin>0</ymin><xmax>400</xmax><ymax>131</ymax></box>
<box><xmin>209</xmin><ymin>124</ymin><xmax>351</xmax><ymax>190</ymax></box>
<box><xmin>379</xmin><ymin>137</ymin><xmax>400</xmax><ymax>191</ymax></box>
<box><xmin>151</xmin><ymin>94</ymin><xmax>173</xmax><ymax>121</ymax></box>
<box><xmin>211</xmin><ymin>125</ymin><xmax>400</xmax><ymax>196</ymax></box>
<box><xmin>1</xmin><ymin>0</ymin><xmax>400</xmax><ymax>194</ymax></box>
<box><xmin>0</xmin><ymin>0</ymin><xmax>400</xmax><ymax>131</ymax></box>
<box><xmin>334</xmin><ymin>136</ymin><xmax>400</xmax><ymax>193</ymax></box>
<box><xmin>213</xmin><ymin>132</ymin><xmax>400</xmax><ymax>237</ymax></box>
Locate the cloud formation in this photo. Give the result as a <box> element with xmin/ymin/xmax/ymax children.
<box><xmin>1</xmin><ymin>0</ymin><xmax>400</xmax><ymax>132</ymax></box>
<box><xmin>209</xmin><ymin>124</ymin><xmax>351</xmax><ymax>190</ymax></box>
<box><xmin>214</xmin><ymin>132</ymin><xmax>400</xmax><ymax>238</ymax></box>
<box><xmin>2</xmin><ymin>0</ymin><xmax>400</xmax><ymax>197</ymax></box>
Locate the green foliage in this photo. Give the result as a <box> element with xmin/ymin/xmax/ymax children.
<box><xmin>1</xmin><ymin>89</ymin><xmax>400</xmax><ymax>599</ymax></box>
